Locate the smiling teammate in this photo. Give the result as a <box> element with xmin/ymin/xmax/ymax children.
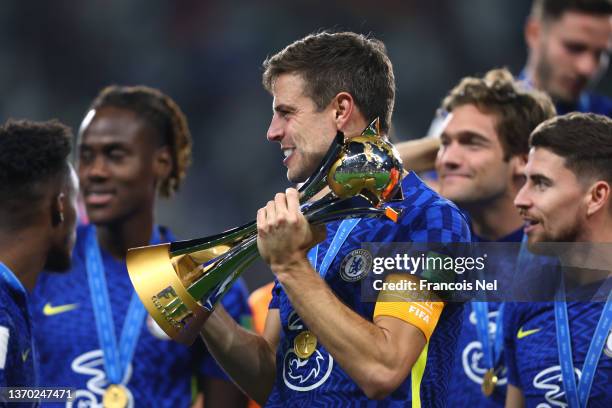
<box><xmin>505</xmin><ymin>113</ymin><xmax>612</xmax><ymax>407</ymax></box>
<box><xmin>433</xmin><ymin>68</ymin><xmax>556</xmax><ymax>407</ymax></box>
<box><xmin>31</xmin><ymin>86</ymin><xmax>250</xmax><ymax>407</ymax></box>
<box><xmin>199</xmin><ymin>31</ymin><xmax>471</xmax><ymax>407</ymax></box>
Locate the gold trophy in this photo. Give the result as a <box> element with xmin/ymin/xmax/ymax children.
<box><xmin>126</xmin><ymin>119</ymin><xmax>404</xmax><ymax>345</ymax></box>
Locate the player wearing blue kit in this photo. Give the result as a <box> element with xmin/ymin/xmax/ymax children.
<box><xmin>506</xmin><ymin>113</ymin><xmax>612</xmax><ymax>407</ymax></box>
<box><xmin>0</xmin><ymin>120</ymin><xmax>78</xmax><ymax>399</ymax></box>
<box><xmin>433</xmin><ymin>69</ymin><xmax>556</xmax><ymax>407</ymax></box>
<box><xmin>263</xmin><ymin>172</ymin><xmax>470</xmax><ymax>407</ymax></box>
<box><xmin>521</xmin><ymin>0</ymin><xmax>612</xmax><ymax>117</ymax></box>
<box><xmin>31</xmin><ymin>86</ymin><xmax>250</xmax><ymax>408</ymax></box>
<box><xmin>200</xmin><ymin>31</ymin><xmax>471</xmax><ymax>407</ymax></box>
<box><xmin>395</xmin><ymin>0</ymin><xmax>612</xmax><ymax>179</ymax></box>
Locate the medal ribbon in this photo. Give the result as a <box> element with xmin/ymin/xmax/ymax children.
<box><xmin>0</xmin><ymin>262</ymin><xmax>27</xmax><ymax>295</ymax></box>
<box><xmin>85</xmin><ymin>225</ymin><xmax>161</xmax><ymax>384</ymax></box>
<box><xmin>308</xmin><ymin>219</ymin><xmax>360</xmax><ymax>277</ymax></box>
<box><xmin>554</xmin><ymin>279</ymin><xmax>612</xmax><ymax>408</ymax></box>
<box><xmin>472</xmin><ymin>302</ymin><xmax>505</xmax><ymax>370</ymax></box>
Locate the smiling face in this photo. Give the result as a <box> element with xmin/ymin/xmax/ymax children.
<box><xmin>435</xmin><ymin>104</ymin><xmax>518</xmax><ymax>207</ymax></box>
<box><xmin>266</xmin><ymin>73</ymin><xmax>339</xmax><ymax>183</ymax></box>
<box><xmin>78</xmin><ymin>106</ymin><xmax>163</xmax><ymax>226</ymax></box>
<box><xmin>514</xmin><ymin>147</ymin><xmax>588</xmax><ymax>248</ymax></box>
<box><xmin>528</xmin><ymin>11</ymin><xmax>612</xmax><ymax>103</ymax></box>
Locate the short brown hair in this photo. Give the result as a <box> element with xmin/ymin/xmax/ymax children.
<box><xmin>531</xmin><ymin>0</ymin><xmax>612</xmax><ymax>21</ymax></box>
<box><xmin>88</xmin><ymin>85</ymin><xmax>192</xmax><ymax>197</ymax></box>
<box><xmin>442</xmin><ymin>68</ymin><xmax>556</xmax><ymax>160</ymax></box>
<box><xmin>262</xmin><ymin>31</ymin><xmax>395</xmax><ymax>134</ymax></box>
<box><xmin>530</xmin><ymin>112</ymin><xmax>612</xmax><ymax>182</ymax></box>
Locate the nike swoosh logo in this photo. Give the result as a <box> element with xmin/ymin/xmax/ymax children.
<box><xmin>43</xmin><ymin>302</ymin><xmax>79</xmax><ymax>316</ymax></box>
<box><xmin>22</xmin><ymin>348</ymin><xmax>30</xmax><ymax>362</ymax></box>
<box><xmin>517</xmin><ymin>326</ymin><xmax>541</xmax><ymax>339</ymax></box>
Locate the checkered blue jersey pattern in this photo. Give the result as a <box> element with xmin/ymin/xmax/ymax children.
<box><xmin>267</xmin><ymin>172</ymin><xmax>471</xmax><ymax>407</ymax></box>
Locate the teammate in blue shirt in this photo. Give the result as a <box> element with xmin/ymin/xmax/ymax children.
<box><xmin>396</xmin><ymin>0</ymin><xmax>612</xmax><ymax>178</ymax></box>
<box><xmin>506</xmin><ymin>113</ymin><xmax>612</xmax><ymax>407</ymax></box>
<box><xmin>31</xmin><ymin>86</ymin><xmax>250</xmax><ymax>407</ymax></box>
<box><xmin>434</xmin><ymin>68</ymin><xmax>556</xmax><ymax>407</ymax></box>
<box><xmin>0</xmin><ymin>120</ymin><xmax>78</xmax><ymax>396</ymax></box>
<box><xmin>200</xmin><ymin>31</ymin><xmax>472</xmax><ymax>407</ymax></box>
<box><xmin>521</xmin><ymin>0</ymin><xmax>612</xmax><ymax>116</ymax></box>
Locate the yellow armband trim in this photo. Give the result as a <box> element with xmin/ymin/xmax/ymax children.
<box><xmin>373</xmin><ymin>274</ymin><xmax>445</xmax><ymax>341</ymax></box>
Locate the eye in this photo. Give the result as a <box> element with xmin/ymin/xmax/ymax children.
<box><xmin>108</xmin><ymin>148</ymin><xmax>127</xmax><ymax>161</ymax></box>
<box><xmin>79</xmin><ymin>149</ymin><xmax>94</xmax><ymax>164</ymax></box>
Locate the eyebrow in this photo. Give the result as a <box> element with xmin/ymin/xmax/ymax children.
<box><xmin>273</xmin><ymin>104</ymin><xmax>297</xmax><ymax>113</ymax></box>
<box><xmin>441</xmin><ymin>130</ymin><xmax>491</xmax><ymax>144</ymax></box>
<box><xmin>528</xmin><ymin>173</ymin><xmax>553</xmax><ymax>185</ymax></box>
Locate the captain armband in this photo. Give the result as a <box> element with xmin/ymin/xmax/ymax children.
<box><xmin>373</xmin><ymin>274</ymin><xmax>444</xmax><ymax>341</ymax></box>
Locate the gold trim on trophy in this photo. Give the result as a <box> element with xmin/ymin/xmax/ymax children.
<box><xmin>103</xmin><ymin>384</ymin><xmax>129</xmax><ymax>408</ymax></box>
<box><xmin>294</xmin><ymin>330</ymin><xmax>318</xmax><ymax>359</ymax></box>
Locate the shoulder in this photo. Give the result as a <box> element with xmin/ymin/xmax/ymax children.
<box><xmin>395</xmin><ymin>173</ymin><xmax>471</xmax><ymax>242</ymax></box>
<box><xmin>581</xmin><ymin>92</ymin><xmax>612</xmax><ymax>116</ymax></box>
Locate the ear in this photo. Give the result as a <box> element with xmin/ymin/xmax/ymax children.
<box><xmin>153</xmin><ymin>146</ymin><xmax>173</xmax><ymax>181</ymax></box>
<box><xmin>525</xmin><ymin>17</ymin><xmax>541</xmax><ymax>51</ymax></box>
<box><xmin>51</xmin><ymin>193</ymin><xmax>65</xmax><ymax>227</ymax></box>
<box><xmin>332</xmin><ymin>92</ymin><xmax>355</xmax><ymax>131</ymax></box>
<box><xmin>585</xmin><ymin>180</ymin><xmax>610</xmax><ymax>217</ymax></box>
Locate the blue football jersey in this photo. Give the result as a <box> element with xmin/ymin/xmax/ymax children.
<box><xmin>504</xmin><ymin>300</ymin><xmax>612</xmax><ymax>407</ymax></box>
<box><xmin>446</xmin><ymin>229</ymin><xmax>523</xmax><ymax>407</ymax></box>
<box><xmin>266</xmin><ymin>172</ymin><xmax>471</xmax><ymax>407</ymax></box>
<box><xmin>0</xmin><ymin>262</ymin><xmax>38</xmax><ymax>407</ymax></box>
<box><xmin>30</xmin><ymin>226</ymin><xmax>251</xmax><ymax>407</ymax></box>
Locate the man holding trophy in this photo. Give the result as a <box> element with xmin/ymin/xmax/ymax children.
<box><xmin>190</xmin><ymin>31</ymin><xmax>472</xmax><ymax>406</ymax></box>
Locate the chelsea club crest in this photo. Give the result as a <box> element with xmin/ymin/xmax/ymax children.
<box><xmin>340</xmin><ymin>249</ymin><xmax>372</xmax><ymax>282</ymax></box>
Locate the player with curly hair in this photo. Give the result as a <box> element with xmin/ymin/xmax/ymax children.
<box><xmin>31</xmin><ymin>86</ymin><xmax>250</xmax><ymax>407</ymax></box>
<box><xmin>0</xmin><ymin>119</ymin><xmax>78</xmax><ymax>389</ymax></box>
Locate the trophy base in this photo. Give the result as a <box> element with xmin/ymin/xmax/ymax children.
<box><xmin>127</xmin><ymin>243</ymin><xmax>211</xmax><ymax>345</ymax></box>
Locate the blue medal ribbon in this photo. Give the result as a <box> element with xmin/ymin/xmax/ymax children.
<box><xmin>554</xmin><ymin>279</ymin><xmax>612</xmax><ymax>408</ymax></box>
<box><xmin>308</xmin><ymin>219</ymin><xmax>360</xmax><ymax>277</ymax></box>
<box><xmin>0</xmin><ymin>262</ymin><xmax>27</xmax><ymax>296</ymax></box>
<box><xmin>85</xmin><ymin>225</ymin><xmax>161</xmax><ymax>385</ymax></box>
<box><xmin>472</xmin><ymin>302</ymin><xmax>505</xmax><ymax>371</ymax></box>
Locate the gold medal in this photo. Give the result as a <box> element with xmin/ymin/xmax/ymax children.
<box><xmin>103</xmin><ymin>384</ymin><xmax>129</xmax><ymax>408</ymax></box>
<box><xmin>481</xmin><ymin>369</ymin><xmax>498</xmax><ymax>396</ymax></box>
<box><xmin>294</xmin><ymin>330</ymin><xmax>317</xmax><ymax>359</ymax></box>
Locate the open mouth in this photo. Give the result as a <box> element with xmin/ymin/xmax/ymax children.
<box><xmin>282</xmin><ymin>148</ymin><xmax>296</xmax><ymax>166</ymax></box>
<box><xmin>523</xmin><ymin>218</ymin><xmax>540</xmax><ymax>233</ymax></box>
<box><xmin>84</xmin><ymin>191</ymin><xmax>115</xmax><ymax>206</ymax></box>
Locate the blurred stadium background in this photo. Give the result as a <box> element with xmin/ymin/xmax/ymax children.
<box><xmin>1</xmin><ymin>0</ymin><xmax>610</xmax><ymax>289</ymax></box>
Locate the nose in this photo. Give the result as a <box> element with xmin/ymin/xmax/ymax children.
<box><xmin>514</xmin><ymin>183</ymin><xmax>532</xmax><ymax>211</ymax></box>
<box><xmin>82</xmin><ymin>154</ymin><xmax>109</xmax><ymax>181</ymax></box>
<box><xmin>266</xmin><ymin>114</ymin><xmax>284</xmax><ymax>143</ymax></box>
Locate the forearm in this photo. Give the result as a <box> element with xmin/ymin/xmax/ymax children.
<box><xmin>200</xmin><ymin>305</ymin><xmax>276</xmax><ymax>404</ymax></box>
<box><xmin>395</xmin><ymin>137</ymin><xmax>440</xmax><ymax>172</ymax></box>
<box><xmin>275</xmin><ymin>259</ymin><xmax>422</xmax><ymax>398</ymax></box>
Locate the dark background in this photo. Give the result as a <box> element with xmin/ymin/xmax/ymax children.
<box><xmin>2</xmin><ymin>0</ymin><xmax>610</xmax><ymax>290</ymax></box>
